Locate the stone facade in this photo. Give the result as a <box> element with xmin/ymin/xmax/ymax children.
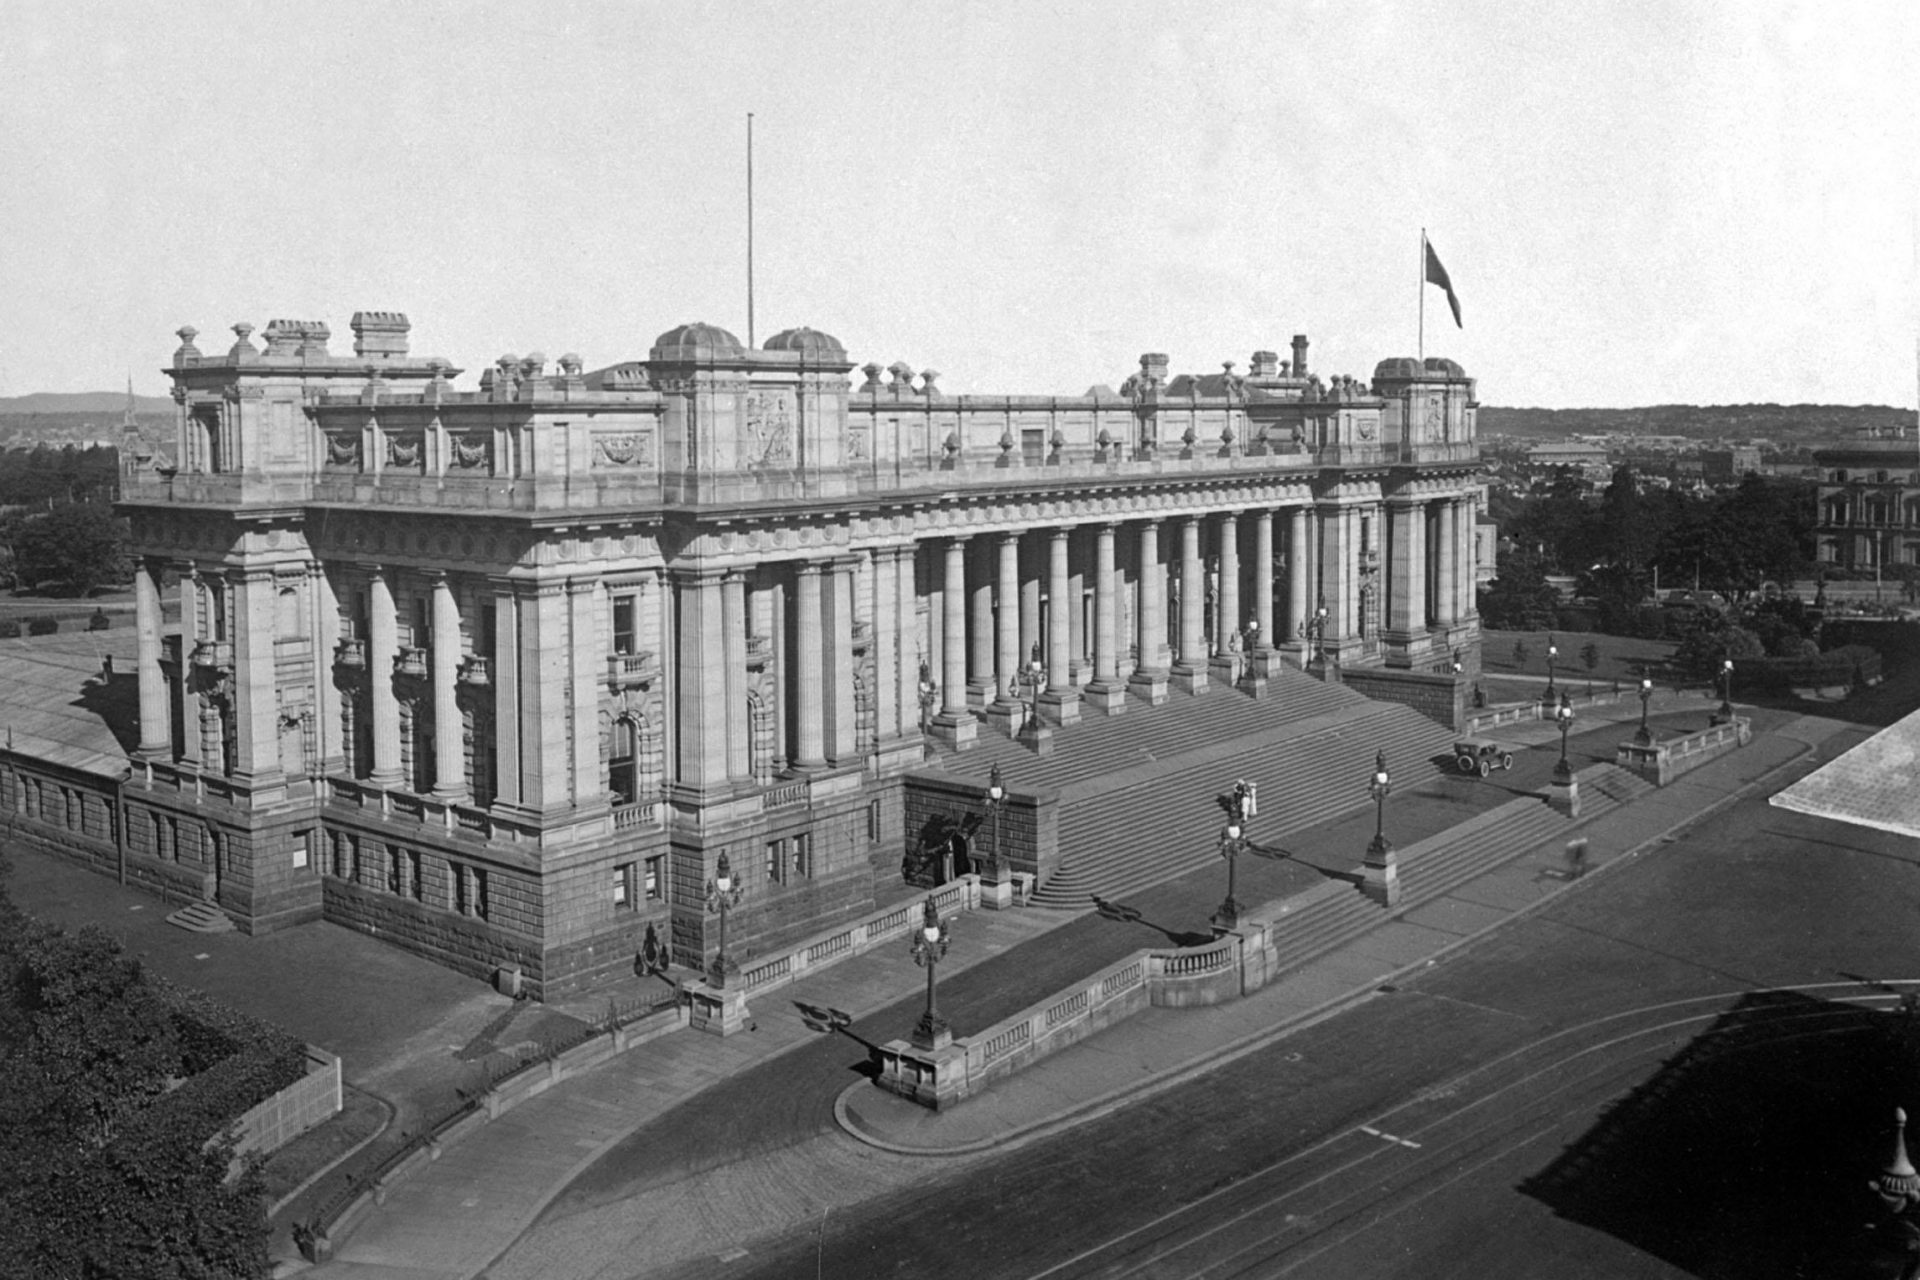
<box><xmin>1812</xmin><ymin>435</ymin><xmax>1920</xmax><ymax>571</ymax></box>
<box><xmin>116</xmin><ymin>313</ymin><xmax>1485</xmax><ymax>998</ymax></box>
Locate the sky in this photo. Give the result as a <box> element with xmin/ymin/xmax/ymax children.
<box><xmin>2</xmin><ymin>0</ymin><xmax>1915</xmax><ymax>410</ymax></box>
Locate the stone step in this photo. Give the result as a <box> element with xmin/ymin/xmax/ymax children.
<box><xmin>1268</xmin><ymin>883</ymin><xmax>1388</xmax><ymax>977</ymax></box>
<box><xmin>166</xmin><ymin>900</ymin><xmax>236</xmax><ymax>934</ymax></box>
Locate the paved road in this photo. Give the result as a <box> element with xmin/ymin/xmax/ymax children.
<box><xmin>546</xmin><ymin>721</ymin><xmax>1920</xmax><ymax>1280</ymax></box>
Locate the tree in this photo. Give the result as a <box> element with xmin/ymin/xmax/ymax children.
<box><xmin>1479</xmin><ymin>548</ymin><xmax>1561</xmax><ymax>631</ymax></box>
<box><xmin>12</xmin><ymin>502</ymin><xmax>128</xmax><ymax>596</ymax></box>
<box><xmin>1580</xmin><ymin>641</ymin><xmax>1600</xmax><ymax>674</ymax></box>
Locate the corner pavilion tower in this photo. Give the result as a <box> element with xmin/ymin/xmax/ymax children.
<box><xmin>117</xmin><ymin>312</ymin><xmax>1484</xmax><ymax>997</ymax></box>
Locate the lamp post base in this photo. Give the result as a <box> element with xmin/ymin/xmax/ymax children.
<box><xmin>911</xmin><ymin>1012</ymin><xmax>952</xmax><ymax>1052</ymax></box>
<box><xmin>1362</xmin><ymin>835</ymin><xmax>1401</xmax><ymax>907</ymax></box>
<box><xmin>1210</xmin><ymin>898</ymin><xmax>1243</xmax><ymax>937</ymax></box>
<box><xmin>686</xmin><ymin>980</ymin><xmax>752</xmax><ymax>1037</ymax></box>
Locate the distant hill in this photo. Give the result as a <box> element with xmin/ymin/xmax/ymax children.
<box><xmin>1480</xmin><ymin>403</ymin><xmax>1917</xmax><ymax>443</ymax></box>
<box><xmin>0</xmin><ymin>392</ymin><xmax>174</xmax><ymax>415</ymax></box>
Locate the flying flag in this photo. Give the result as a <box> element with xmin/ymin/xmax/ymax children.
<box><xmin>1425</xmin><ymin>238</ymin><xmax>1463</xmax><ymax>328</ymax></box>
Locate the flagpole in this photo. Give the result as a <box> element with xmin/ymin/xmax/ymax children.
<box><xmin>747</xmin><ymin>112</ymin><xmax>755</xmax><ymax>349</ymax></box>
<box><xmin>1418</xmin><ymin>228</ymin><xmax>1426</xmax><ymax>363</ymax></box>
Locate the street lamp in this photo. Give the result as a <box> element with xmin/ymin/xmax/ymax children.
<box><xmin>1635</xmin><ymin>676</ymin><xmax>1654</xmax><ymax>746</ymax></box>
<box><xmin>1716</xmin><ymin>655</ymin><xmax>1735</xmax><ymax>723</ymax></box>
<box><xmin>1545</xmin><ymin>632</ymin><xmax>1559</xmax><ymax>703</ymax></box>
<box><xmin>1303</xmin><ymin>595</ymin><xmax>1330</xmax><ymax>669</ymax></box>
<box><xmin>704</xmin><ymin>851</ymin><xmax>744</xmax><ymax>988</ymax></box>
<box><xmin>1211</xmin><ymin>779</ymin><xmax>1255</xmax><ymax>934</ymax></box>
<box><xmin>1008</xmin><ymin>641</ymin><xmax>1045</xmax><ymax>743</ymax></box>
<box><xmin>982</xmin><ymin>762</ymin><xmax>1007</xmax><ymax>884</ymax></box>
<box><xmin>909</xmin><ymin>895</ymin><xmax>952</xmax><ymax>1050</ymax></box>
<box><xmin>1553</xmin><ymin>692</ymin><xmax>1575</xmax><ymax>784</ymax></box>
<box><xmin>1367</xmin><ymin>750</ymin><xmax>1392</xmax><ymax>863</ymax></box>
<box><xmin>916</xmin><ymin>657</ymin><xmax>938</xmax><ymax>735</ymax></box>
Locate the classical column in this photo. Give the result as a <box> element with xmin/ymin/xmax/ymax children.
<box><xmin>941</xmin><ymin>539</ymin><xmax>969</xmax><ymax>716</ymax></box>
<box><xmin>490</xmin><ymin>580</ymin><xmax>521</xmax><ymax>808</ymax></box>
<box><xmin>312</xmin><ymin>563</ymin><xmax>341</xmax><ymax>774</ymax></box>
<box><xmin>1129</xmin><ymin>520</ymin><xmax>1169</xmax><ymax>703</ymax></box>
<box><xmin>723</xmin><ymin>574</ymin><xmax>750</xmax><ymax>781</ymax></box>
<box><xmin>1318</xmin><ymin>508</ymin><xmax>1349</xmax><ymax>656</ymax></box>
<box><xmin>570</xmin><ymin>578</ymin><xmax>602</xmax><ymax>805</ymax></box>
<box><xmin>824</xmin><ymin>557</ymin><xmax>858</xmax><ymax>763</ymax></box>
<box><xmin>1176</xmin><ymin>517</ymin><xmax>1208</xmax><ymax>689</ymax></box>
<box><xmin>1460</xmin><ymin>498</ymin><xmax>1478</xmax><ymax>620</ymax></box>
<box><xmin>995</xmin><ymin>533</ymin><xmax>1021</xmax><ymax>707</ymax></box>
<box><xmin>1434</xmin><ymin>501</ymin><xmax>1456</xmax><ymax>626</ymax></box>
<box><xmin>1046</xmin><ymin>529</ymin><xmax>1072</xmax><ymax>692</ymax></box>
<box><xmin>134</xmin><ymin>557</ymin><xmax>169</xmax><ymax>757</ymax></box>
<box><xmin>1387</xmin><ymin>500</ymin><xmax>1427</xmax><ymax>636</ymax></box>
<box><xmin>1086</xmin><ymin>523</ymin><xmax>1126</xmax><ymax>714</ymax></box>
<box><xmin>969</xmin><ymin>541</ymin><xmax>995</xmax><ymax>706</ymax></box>
<box><xmin>518</xmin><ymin>580</ymin><xmax>571</xmax><ymax>809</ymax></box>
<box><xmin>794</xmin><ymin>562</ymin><xmax>826</xmax><ymax>768</ymax></box>
<box><xmin>430</xmin><ymin>572</ymin><xmax>465</xmax><ymax>800</ymax></box>
<box><xmin>1216</xmin><ymin>512</ymin><xmax>1241</xmax><ymax>656</ymax></box>
<box><xmin>176</xmin><ymin>566</ymin><xmax>201</xmax><ymax>766</ymax></box>
<box><xmin>1252</xmin><ymin>512</ymin><xmax>1274</xmax><ymax>653</ymax></box>
<box><xmin>895</xmin><ymin>547</ymin><xmax>919</xmax><ymax>740</ymax></box>
<box><xmin>366</xmin><ymin>566</ymin><xmax>403</xmax><ymax>788</ymax></box>
<box><xmin>230</xmin><ymin>567</ymin><xmax>281</xmax><ymax>784</ymax></box>
<box><xmin>871</xmin><ymin>550</ymin><xmax>900</xmax><ymax>742</ymax></box>
<box><xmin>770</xmin><ymin>574</ymin><xmax>788</xmax><ymax>770</ymax></box>
<box><xmin>1288</xmin><ymin>507</ymin><xmax>1310</xmax><ymax>650</ymax></box>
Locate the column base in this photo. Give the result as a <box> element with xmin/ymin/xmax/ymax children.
<box><xmin>1128</xmin><ymin>670</ymin><xmax>1170</xmax><ymax>705</ymax></box>
<box><xmin>1171</xmin><ymin>664</ymin><xmax>1210</xmax><ymax>695</ymax></box>
<box><xmin>1208</xmin><ymin>654</ymin><xmax>1243</xmax><ymax>686</ymax></box>
<box><xmin>1240</xmin><ymin>674</ymin><xmax>1271</xmax><ymax>700</ymax></box>
<box><xmin>985</xmin><ymin>701</ymin><xmax>1025</xmax><ymax>739</ymax></box>
<box><xmin>685</xmin><ymin>981</ymin><xmax>752</xmax><ymax>1036</ymax></box>
<box><xmin>1037</xmin><ymin>689</ymin><xmax>1082</xmax><ymax>726</ymax></box>
<box><xmin>1083</xmin><ymin>681</ymin><xmax>1128</xmax><ymax>716</ymax></box>
<box><xmin>1250</xmin><ymin>647</ymin><xmax>1288</xmax><ymax>679</ymax></box>
<box><xmin>966</xmin><ymin>679</ymin><xmax>994</xmax><ymax>711</ymax></box>
<box><xmin>929</xmin><ymin>712</ymin><xmax>979</xmax><ymax>750</ymax></box>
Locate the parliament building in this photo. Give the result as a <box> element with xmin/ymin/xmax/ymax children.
<box><xmin>116</xmin><ymin>312</ymin><xmax>1485</xmax><ymax>997</ymax></box>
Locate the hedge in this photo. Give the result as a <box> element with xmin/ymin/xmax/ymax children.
<box><xmin>1732</xmin><ymin>644</ymin><xmax>1882</xmax><ymax>692</ymax></box>
<box><xmin>26</xmin><ymin>616</ymin><xmax>57</xmax><ymax>636</ymax></box>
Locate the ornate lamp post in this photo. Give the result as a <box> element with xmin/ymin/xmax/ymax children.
<box><xmin>916</xmin><ymin>657</ymin><xmax>939</xmax><ymax>736</ymax></box>
<box><xmin>1303</xmin><ymin>595</ymin><xmax>1330</xmax><ymax>669</ymax></box>
<box><xmin>982</xmin><ymin>763</ymin><xmax>1008</xmax><ymax>885</ymax></box>
<box><xmin>1008</xmin><ymin>641</ymin><xmax>1048</xmax><ymax>750</ymax></box>
<box><xmin>1545</xmin><ymin>633</ymin><xmax>1559</xmax><ymax>703</ymax></box>
<box><xmin>1715</xmin><ymin>655</ymin><xmax>1735</xmax><ymax>724</ymax></box>
<box><xmin>1635</xmin><ymin>676</ymin><xmax>1655</xmax><ymax>745</ymax></box>
<box><xmin>1553</xmin><ymin>692</ymin><xmax>1575</xmax><ymax>784</ymax></box>
<box><xmin>1361</xmin><ymin>749</ymin><xmax>1401</xmax><ymax>906</ymax></box>
<box><xmin>909</xmin><ymin>895</ymin><xmax>952</xmax><ymax>1050</ymax></box>
<box><xmin>704</xmin><ymin>851</ymin><xmax>744</xmax><ymax>988</ymax></box>
<box><xmin>1211</xmin><ymin>779</ymin><xmax>1254</xmax><ymax>935</ymax></box>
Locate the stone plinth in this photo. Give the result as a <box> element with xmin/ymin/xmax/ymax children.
<box><xmin>875</xmin><ymin>1038</ymin><xmax>969</xmax><ymax>1110</ymax></box>
<box><xmin>1083</xmin><ymin>681</ymin><xmax>1128</xmax><ymax>716</ymax></box>
<box><xmin>685</xmin><ymin>980</ymin><xmax>752</xmax><ymax>1036</ymax></box>
<box><xmin>1128</xmin><ymin>669</ymin><xmax>1170</xmax><ymax>705</ymax></box>
<box><xmin>1171</xmin><ymin>665</ymin><xmax>1210</xmax><ymax>695</ymax></box>
<box><xmin>1037</xmin><ymin>689</ymin><xmax>1082</xmax><ymax>726</ymax></box>
<box><xmin>1548</xmin><ymin>776</ymin><xmax>1581</xmax><ymax>818</ymax></box>
<box><xmin>929</xmin><ymin>711</ymin><xmax>978</xmax><ymax>750</ymax></box>
<box><xmin>1362</xmin><ymin>841</ymin><xmax>1401</xmax><ymax>907</ymax></box>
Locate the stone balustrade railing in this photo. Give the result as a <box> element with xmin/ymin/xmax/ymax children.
<box><xmin>1616</xmin><ymin>716</ymin><xmax>1750</xmax><ymax>785</ymax></box>
<box><xmin>734</xmin><ymin>875</ymin><xmax>982</xmax><ymax>997</ymax></box>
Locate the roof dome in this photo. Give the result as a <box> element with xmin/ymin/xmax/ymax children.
<box><xmin>1372</xmin><ymin>357</ymin><xmax>1426</xmax><ymax>380</ymax></box>
<box><xmin>650</xmin><ymin>322</ymin><xmax>745</xmax><ymax>358</ymax></box>
<box><xmin>763</xmin><ymin>326</ymin><xmax>846</xmax><ymax>355</ymax></box>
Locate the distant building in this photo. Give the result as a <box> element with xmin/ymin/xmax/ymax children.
<box><xmin>1699</xmin><ymin>447</ymin><xmax>1762</xmax><ymax>481</ymax></box>
<box><xmin>1812</xmin><ymin>433</ymin><xmax>1920</xmax><ymax>569</ymax></box>
<box><xmin>1525</xmin><ymin>442</ymin><xmax>1608</xmax><ymax>469</ymax></box>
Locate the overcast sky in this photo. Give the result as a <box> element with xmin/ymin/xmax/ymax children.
<box><xmin>2</xmin><ymin>0</ymin><xmax>1915</xmax><ymax>410</ymax></box>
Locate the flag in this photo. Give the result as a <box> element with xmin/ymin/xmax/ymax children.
<box><xmin>1425</xmin><ymin>239</ymin><xmax>1463</xmax><ymax>328</ymax></box>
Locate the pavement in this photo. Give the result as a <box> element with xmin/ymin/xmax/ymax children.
<box><xmin>0</xmin><ymin>684</ymin><xmax>1846</xmax><ymax>1280</ymax></box>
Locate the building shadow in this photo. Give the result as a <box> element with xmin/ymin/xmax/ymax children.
<box><xmin>71</xmin><ymin>669</ymin><xmax>141</xmax><ymax>755</ymax></box>
<box><xmin>1519</xmin><ymin>987</ymin><xmax>1911</xmax><ymax>1278</ymax></box>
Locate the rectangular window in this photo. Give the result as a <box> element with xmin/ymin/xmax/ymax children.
<box><xmin>612</xmin><ymin>595</ymin><xmax>636</xmax><ymax>655</ymax></box>
<box><xmin>412</xmin><ymin>595</ymin><xmax>431</xmax><ymax>647</ymax></box>
<box><xmin>766</xmin><ymin>839</ymin><xmax>784</xmax><ymax>885</ymax></box>
<box><xmin>792</xmin><ymin>832</ymin><xmax>812</xmax><ymax>880</ymax></box>
<box><xmin>293</xmin><ymin>829</ymin><xmax>312</xmax><ymax>870</ymax></box>
<box><xmin>614</xmin><ymin>863</ymin><xmax>632</xmax><ymax>907</ymax></box>
<box><xmin>388</xmin><ymin>845</ymin><xmax>405</xmax><ymax>895</ymax></box>
<box><xmin>867</xmin><ymin>799</ymin><xmax>882</xmax><ymax>843</ymax></box>
<box><xmin>408</xmin><ymin>850</ymin><xmax>424</xmax><ymax>901</ymax></box>
<box><xmin>645</xmin><ymin>856</ymin><xmax>663</xmax><ymax>901</ymax></box>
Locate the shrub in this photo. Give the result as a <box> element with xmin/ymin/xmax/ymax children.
<box><xmin>26</xmin><ymin>616</ymin><xmax>57</xmax><ymax>636</ymax></box>
<box><xmin>87</xmin><ymin>608</ymin><xmax>110</xmax><ymax>631</ymax></box>
<box><xmin>0</xmin><ymin>620</ymin><xmax>18</xmax><ymax>639</ymax></box>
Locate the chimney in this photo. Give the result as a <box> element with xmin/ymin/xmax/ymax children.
<box><xmin>1290</xmin><ymin>335</ymin><xmax>1309</xmax><ymax>377</ymax></box>
<box><xmin>351</xmin><ymin>311</ymin><xmax>411</xmax><ymax>359</ymax></box>
<box><xmin>1250</xmin><ymin>350</ymin><xmax>1279</xmax><ymax>378</ymax></box>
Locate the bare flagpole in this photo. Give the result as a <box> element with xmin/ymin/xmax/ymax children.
<box><xmin>1419</xmin><ymin>228</ymin><xmax>1426</xmax><ymax>364</ymax></box>
<box><xmin>747</xmin><ymin>112</ymin><xmax>756</xmax><ymax>349</ymax></box>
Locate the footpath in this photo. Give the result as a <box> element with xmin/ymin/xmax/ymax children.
<box><xmin>0</xmin><ymin>691</ymin><xmax>1850</xmax><ymax>1280</ymax></box>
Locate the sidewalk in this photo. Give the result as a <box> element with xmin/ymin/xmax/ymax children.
<box><xmin>295</xmin><ymin>691</ymin><xmax>1795</xmax><ymax>1278</ymax></box>
<box><xmin>837</xmin><ymin>714</ymin><xmax>1842</xmax><ymax>1154</ymax></box>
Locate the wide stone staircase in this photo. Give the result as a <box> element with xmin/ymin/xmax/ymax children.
<box><xmin>928</xmin><ymin>667</ymin><xmax>1460</xmax><ymax>908</ymax></box>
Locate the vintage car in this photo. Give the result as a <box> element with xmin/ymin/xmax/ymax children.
<box><xmin>1453</xmin><ymin>738</ymin><xmax>1516</xmax><ymax>777</ymax></box>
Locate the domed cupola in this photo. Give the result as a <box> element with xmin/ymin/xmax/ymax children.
<box><xmin>763</xmin><ymin>326</ymin><xmax>846</xmax><ymax>357</ymax></box>
<box><xmin>649</xmin><ymin>322</ymin><xmax>745</xmax><ymax>361</ymax></box>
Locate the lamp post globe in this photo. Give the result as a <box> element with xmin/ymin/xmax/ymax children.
<box><xmin>1717</xmin><ymin>656</ymin><xmax>1735</xmax><ymax>722</ymax></box>
<box><xmin>1546</xmin><ymin>633</ymin><xmax>1559</xmax><ymax>702</ymax></box>
<box><xmin>1636</xmin><ymin>676</ymin><xmax>1654</xmax><ymax>745</ymax></box>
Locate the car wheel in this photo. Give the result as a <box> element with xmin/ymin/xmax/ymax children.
<box><xmin>1478</xmin><ymin>759</ymin><xmax>1491</xmax><ymax>778</ymax></box>
<box><xmin>1501</xmin><ymin>753</ymin><xmax>1514</xmax><ymax>770</ymax></box>
<box><xmin>1457</xmin><ymin>757</ymin><xmax>1475</xmax><ymax>774</ymax></box>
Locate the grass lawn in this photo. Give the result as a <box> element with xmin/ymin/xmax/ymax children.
<box><xmin>1481</xmin><ymin>629</ymin><xmax>1678</xmax><ymax>684</ymax></box>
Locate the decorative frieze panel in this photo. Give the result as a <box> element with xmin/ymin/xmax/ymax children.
<box><xmin>592</xmin><ymin>430</ymin><xmax>655</xmax><ymax>469</ymax></box>
<box><xmin>386</xmin><ymin>432</ymin><xmax>425</xmax><ymax>471</ymax></box>
<box><xmin>449</xmin><ymin>433</ymin><xmax>492</xmax><ymax>471</ymax></box>
<box><xmin>324</xmin><ymin>432</ymin><xmax>361</xmax><ymax>470</ymax></box>
<box><xmin>744</xmin><ymin>391</ymin><xmax>796</xmax><ymax>468</ymax></box>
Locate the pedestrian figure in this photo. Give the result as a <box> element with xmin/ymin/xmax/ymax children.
<box><xmin>1566</xmin><ymin>838</ymin><xmax>1590</xmax><ymax>880</ymax></box>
